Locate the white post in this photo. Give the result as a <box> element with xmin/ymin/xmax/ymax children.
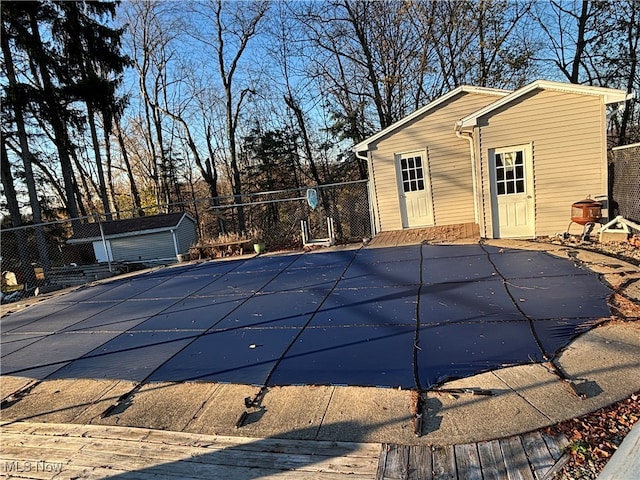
<box><xmin>327</xmin><ymin>217</ymin><xmax>335</xmax><ymax>245</ymax></box>
<box><xmin>301</xmin><ymin>220</ymin><xmax>307</xmax><ymax>245</ymax></box>
<box><xmin>98</xmin><ymin>219</ymin><xmax>112</xmax><ymax>272</ymax></box>
<box><xmin>171</xmin><ymin>229</ymin><xmax>180</xmax><ymax>260</ymax></box>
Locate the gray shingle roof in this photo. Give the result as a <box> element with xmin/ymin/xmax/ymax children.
<box><xmin>69</xmin><ymin>212</ymin><xmax>189</xmax><ymax>242</ymax></box>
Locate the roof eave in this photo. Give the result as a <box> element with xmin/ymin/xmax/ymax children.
<box><xmin>67</xmin><ymin>223</ymin><xmax>183</xmax><ymax>244</ymax></box>
<box><xmin>352</xmin><ymin>85</ymin><xmax>510</xmax><ymax>152</ymax></box>
<box><xmin>534</xmin><ymin>79</ymin><xmax>630</xmax><ymax>104</ymax></box>
<box><xmin>455</xmin><ymin>119</ymin><xmax>476</xmax><ymax>132</ymax></box>
<box><xmin>456</xmin><ymin>80</ymin><xmax>630</xmax><ymax>130</ymax></box>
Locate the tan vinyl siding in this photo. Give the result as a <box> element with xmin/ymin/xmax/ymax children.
<box><xmin>478</xmin><ymin>90</ymin><xmax>606</xmax><ymax>238</ymax></box>
<box><xmin>370</xmin><ymin>92</ymin><xmax>499</xmax><ymax>230</ymax></box>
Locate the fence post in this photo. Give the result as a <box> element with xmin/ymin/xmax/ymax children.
<box><xmin>367</xmin><ymin>180</ymin><xmax>376</xmax><ymax>238</ymax></box>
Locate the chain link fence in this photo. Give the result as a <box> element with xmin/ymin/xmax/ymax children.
<box><xmin>1</xmin><ymin>180</ymin><xmax>371</xmax><ymax>303</ymax></box>
<box><xmin>610</xmin><ymin>143</ymin><xmax>640</xmax><ymax>223</ymax></box>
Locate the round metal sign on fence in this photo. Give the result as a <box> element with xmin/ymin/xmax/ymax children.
<box><xmin>306</xmin><ymin>188</ymin><xmax>318</xmax><ymax>210</ymax></box>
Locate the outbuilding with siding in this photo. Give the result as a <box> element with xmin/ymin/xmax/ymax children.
<box><xmin>355</xmin><ymin>80</ymin><xmax>630</xmax><ymax>239</ymax></box>
<box><xmin>67</xmin><ymin>212</ymin><xmax>197</xmax><ymax>263</ymax></box>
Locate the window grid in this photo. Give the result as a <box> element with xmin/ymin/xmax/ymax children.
<box><xmin>495</xmin><ymin>150</ymin><xmax>525</xmax><ymax>196</ymax></box>
<box><xmin>400</xmin><ymin>155</ymin><xmax>425</xmax><ymax>193</ymax></box>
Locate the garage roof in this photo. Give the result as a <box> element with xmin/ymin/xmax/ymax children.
<box><xmin>67</xmin><ymin>212</ymin><xmax>193</xmax><ymax>243</ymax></box>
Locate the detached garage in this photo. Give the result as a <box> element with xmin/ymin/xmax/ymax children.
<box><xmin>355</xmin><ymin>80</ymin><xmax>630</xmax><ymax>239</ymax></box>
<box><xmin>68</xmin><ymin>212</ymin><xmax>197</xmax><ymax>263</ymax></box>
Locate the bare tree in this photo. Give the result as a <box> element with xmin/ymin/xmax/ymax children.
<box><xmin>299</xmin><ymin>0</ymin><xmax>425</xmax><ymax>132</ymax></box>
<box><xmin>125</xmin><ymin>0</ymin><xmax>182</xmax><ymax>209</ymax></box>
<box><xmin>532</xmin><ymin>0</ymin><xmax>615</xmax><ymax>84</ymax></box>
<box><xmin>593</xmin><ymin>0</ymin><xmax>639</xmax><ymax>144</ymax></box>
<box><xmin>532</xmin><ymin>1</ymin><xmax>638</xmax><ymax>143</ymax></box>
<box><xmin>114</xmin><ymin>116</ymin><xmax>145</xmax><ymax>216</ymax></box>
<box><xmin>185</xmin><ymin>0</ymin><xmax>269</xmax><ymax>232</ymax></box>
<box><xmin>1</xmin><ymin>15</ymin><xmax>47</xmax><ymax>235</ymax></box>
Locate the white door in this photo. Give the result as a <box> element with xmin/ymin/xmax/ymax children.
<box><xmin>398</xmin><ymin>152</ymin><xmax>434</xmax><ymax>228</ymax></box>
<box><xmin>491</xmin><ymin>145</ymin><xmax>535</xmax><ymax>238</ymax></box>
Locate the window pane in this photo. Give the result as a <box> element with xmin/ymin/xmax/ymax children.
<box><xmin>504</xmin><ymin>152</ymin><xmax>515</xmax><ymax>171</ymax></box>
<box><xmin>516</xmin><ymin>151</ymin><xmax>523</xmax><ymax>164</ymax></box>
<box><xmin>516</xmin><ymin>180</ymin><xmax>524</xmax><ymax>192</ymax></box>
<box><xmin>497</xmin><ymin>168</ymin><xmax>504</xmax><ymax>181</ymax></box>
<box><xmin>408</xmin><ymin>157</ymin><xmax>415</xmax><ymax>169</ymax></box>
<box><xmin>515</xmin><ymin>165</ymin><xmax>524</xmax><ymax>179</ymax></box>
<box><xmin>402</xmin><ymin>171</ymin><xmax>408</xmax><ymax>181</ymax></box>
<box><xmin>409</xmin><ymin>169</ymin><xmax>416</xmax><ymax>180</ymax></box>
<box><xmin>411</xmin><ymin>180</ymin><xmax>417</xmax><ymax>191</ymax></box>
<box><xmin>401</xmin><ymin>158</ymin><xmax>407</xmax><ymax>169</ymax></box>
<box><xmin>415</xmin><ymin>157</ymin><xmax>422</xmax><ymax>168</ymax></box>
<box><xmin>507</xmin><ymin>182</ymin><xmax>515</xmax><ymax>194</ymax></box>
<box><xmin>403</xmin><ymin>181</ymin><xmax>410</xmax><ymax>192</ymax></box>
<box><xmin>506</xmin><ymin>168</ymin><xmax>514</xmax><ymax>180</ymax></box>
<box><xmin>498</xmin><ymin>183</ymin><xmax>505</xmax><ymax>195</ymax></box>
<box><xmin>418</xmin><ymin>179</ymin><xmax>424</xmax><ymax>190</ymax></box>
<box><xmin>416</xmin><ymin>167</ymin><xmax>423</xmax><ymax>179</ymax></box>
<box><xmin>496</xmin><ymin>154</ymin><xmax>503</xmax><ymax>167</ymax></box>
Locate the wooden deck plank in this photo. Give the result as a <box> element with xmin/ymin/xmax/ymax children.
<box><xmin>408</xmin><ymin>445</ymin><xmax>432</xmax><ymax>480</ymax></box>
<box><xmin>2</xmin><ymin>444</ymin><xmax>375</xmax><ymax>480</ymax></box>
<box><xmin>66</xmin><ymin>452</ymin><xmax>373</xmax><ymax>480</ymax></box>
<box><xmin>1</xmin><ymin>435</ymin><xmax>376</xmax><ymax>475</ymax></box>
<box><xmin>477</xmin><ymin>439</ymin><xmax>508</xmax><ymax>480</ymax></box>
<box><xmin>379</xmin><ymin>444</ymin><xmax>409</xmax><ymax>479</ymax></box>
<box><xmin>2</xmin><ymin>456</ymin><xmax>374</xmax><ymax>480</ymax></box>
<box><xmin>540</xmin><ymin>431</ymin><xmax>569</xmax><ymax>461</ymax></box>
<box><xmin>54</xmin><ymin>461</ymin><xmax>374</xmax><ymax>480</ymax></box>
<box><xmin>1</xmin><ymin>422</ymin><xmax>576</xmax><ymax>480</ymax></box>
<box><xmin>520</xmin><ymin>431</ymin><xmax>556</xmax><ymax>480</ymax></box>
<box><xmin>500</xmin><ymin>436</ymin><xmax>535</xmax><ymax>480</ymax></box>
<box><xmin>376</xmin><ymin>444</ymin><xmax>390</xmax><ymax>479</ymax></box>
<box><xmin>454</xmin><ymin>443</ymin><xmax>482</xmax><ymax>480</ymax></box>
<box><xmin>1</xmin><ymin>456</ymin><xmax>68</xmax><ymax>480</ymax></box>
<box><xmin>1</xmin><ymin>422</ymin><xmax>379</xmax><ymax>479</ymax></box>
<box><xmin>1</xmin><ymin>444</ymin><xmax>81</xmax><ymax>462</ymax></box>
<box><xmin>0</xmin><ymin>422</ymin><xmax>379</xmax><ymax>457</ymax></box>
<box><xmin>431</xmin><ymin>445</ymin><xmax>456</xmax><ymax>479</ymax></box>
<box><xmin>1</xmin><ymin>421</ymin><xmax>149</xmax><ymax>441</ymax></box>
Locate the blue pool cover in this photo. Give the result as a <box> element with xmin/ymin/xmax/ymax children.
<box><xmin>1</xmin><ymin>244</ymin><xmax>611</xmax><ymax>389</ymax></box>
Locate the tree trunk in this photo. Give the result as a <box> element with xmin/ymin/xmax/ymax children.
<box><xmin>226</xmin><ymin>87</ymin><xmax>246</xmax><ymax>232</ymax></box>
<box><xmin>28</xmin><ymin>12</ymin><xmax>79</xmax><ymax>219</ymax></box>
<box><xmin>1</xmin><ymin>140</ymin><xmax>24</xmax><ymax>228</ymax></box>
<box><xmin>618</xmin><ymin>3</ymin><xmax>638</xmax><ymax>144</ymax></box>
<box><xmin>103</xmin><ymin>117</ymin><xmax>119</xmax><ymax>218</ymax></box>
<box><xmin>284</xmin><ymin>94</ymin><xmax>320</xmax><ymax>186</ymax></box>
<box><xmin>570</xmin><ymin>0</ymin><xmax>590</xmax><ymax>83</ymax></box>
<box><xmin>212</xmin><ymin>0</ymin><xmax>267</xmax><ymax>233</ymax></box>
<box><xmin>1</xmin><ymin>139</ymin><xmax>35</xmax><ymax>284</ymax></box>
<box><xmin>87</xmin><ymin>101</ymin><xmax>111</xmax><ymax>217</ymax></box>
<box><xmin>152</xmin><ymin>103</ymin><xmax>170</xmax><ymax>209</ymax></box>
<box><xmin>115</xmin><ymin>121</ymin><xmax>145</xmax><ymax>217</ymax></box>
<box><xmin>343</xmin><ymin>0</ymin><xmax>391</xmax><ymax>129</ymax></box>
<box><xmin>1</xmin><ymin>18</ymin><xmax>50</xmax><ymax>270</ymax></box>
